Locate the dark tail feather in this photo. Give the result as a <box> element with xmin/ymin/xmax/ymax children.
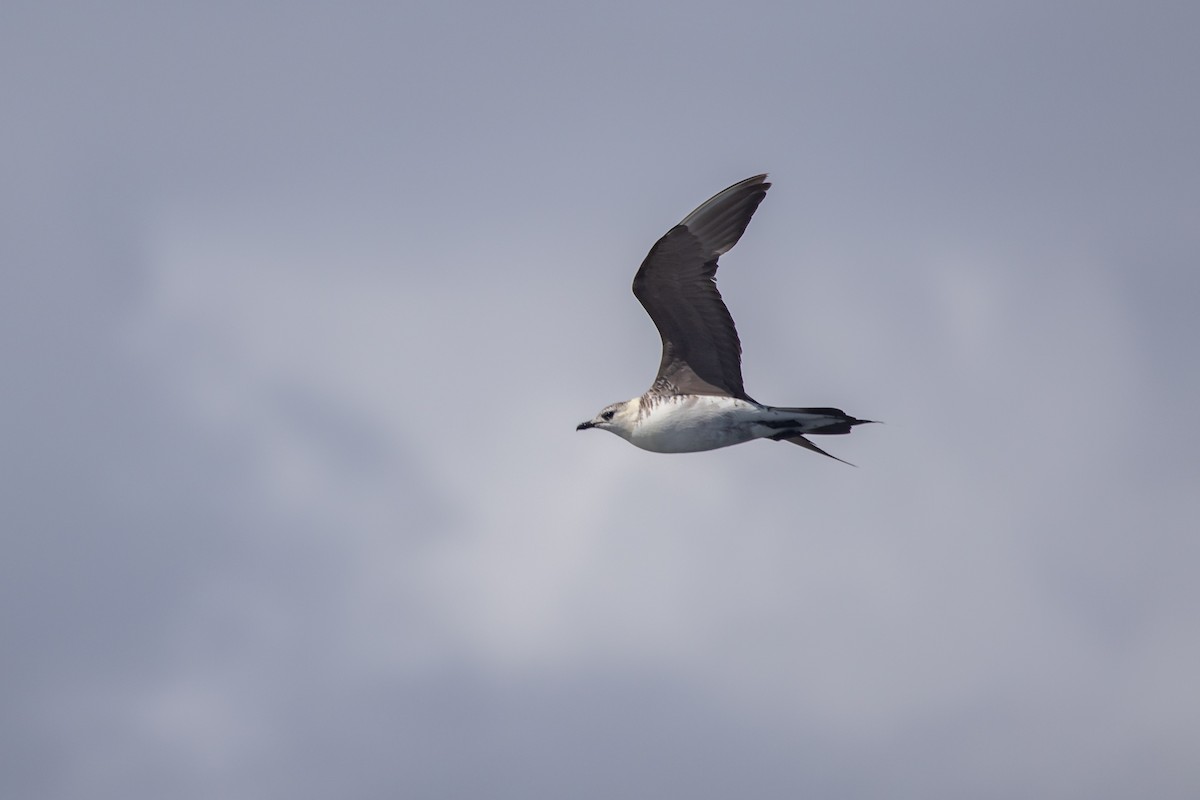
<box><xmin>769</xmin><ymin>406</ymin><xmax>878</xmax><ymax>436</ymax></box>
<box><xmin>764</xmin><ymin>407</ymin><xmax>877</xmax><ymax>464</ymax></box>
<box><xmin>783</xmin><ymin>435</ymin><xmax>856</xmax><ymax>466</ymax></box>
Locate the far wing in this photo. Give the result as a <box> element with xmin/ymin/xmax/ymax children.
<box><xmin>632</xmin><ymin>174</ymin><xmax>770</xmax><ymax>398</ymax></box>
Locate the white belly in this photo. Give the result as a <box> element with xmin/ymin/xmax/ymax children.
<box><xmin>627</xmin><ymin>396</ymin><xmax>764</xmax><ymax>453</ymax></box>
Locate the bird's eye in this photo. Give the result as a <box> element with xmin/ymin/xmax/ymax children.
<box><xmin>601</xmin><ymin>410</ymin><xmax>615</xmax><ymax>421</ymax></box>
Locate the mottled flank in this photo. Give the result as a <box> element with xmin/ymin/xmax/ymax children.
<box><xmin>638</xmin><ymin>377</ymin><xmax>681</xmax><ymax>419</ymax></box>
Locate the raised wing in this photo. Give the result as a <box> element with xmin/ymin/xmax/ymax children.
<box><xmin>632</xmin><ymin>174</ymin><xmax>771</xmax><ymax>398</ymax></box>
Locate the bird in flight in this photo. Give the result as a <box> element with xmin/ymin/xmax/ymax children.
<box><xmin>577</xmin><ymin>174</ymin><xmax>873</xmax><ymax>463</ymax></box>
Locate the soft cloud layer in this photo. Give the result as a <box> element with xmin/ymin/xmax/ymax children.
<box><xmin>4</xmin><ymin>2</ymin><xmax>1198</xmax><ymax>798</ymax></box>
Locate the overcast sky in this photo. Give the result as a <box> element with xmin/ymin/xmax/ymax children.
<box><xmin>3</xmin><ymin>2</ymin><xmax>1199</xmax><ymax>798</ymax></box>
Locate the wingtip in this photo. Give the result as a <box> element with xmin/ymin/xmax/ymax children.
<box><xmin>678</xmin><ymin>174</ymin><xmax>773</xmax><ymax>257</ymax></box>
<box><xmin>784</xmin><ymin>434</ymin><xmax>857</xmax><ymax>466</ymax></box>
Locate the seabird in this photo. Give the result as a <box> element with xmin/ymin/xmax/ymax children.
<box><xmin>577</xmin><ymin>174</ymin><xmax>873</xmax><ymax>463</ymax></box>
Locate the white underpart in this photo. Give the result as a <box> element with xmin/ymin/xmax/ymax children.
<box><xmin>606</xmin><ymin>395</ymin><xmax>820</xmax><ymax>454</ymax></box>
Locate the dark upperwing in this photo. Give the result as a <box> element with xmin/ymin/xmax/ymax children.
<box><xmin>631</xmin><ymin>174</ymin><xmax>770</xmax><ymax>399</ymax></box>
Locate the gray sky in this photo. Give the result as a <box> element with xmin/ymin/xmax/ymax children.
<box><xmin>4</xmin><ymin>2</ymin><xmax>1198</xmax><ymax>798</ymax></box>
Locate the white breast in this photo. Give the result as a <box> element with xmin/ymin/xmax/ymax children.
<box><xmin>627</xmin><ymin>396</ymin><xmax>762</xmax><ymax>453</ymax></box>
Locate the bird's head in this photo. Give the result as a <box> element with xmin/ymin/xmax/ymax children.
<box><xmin>576</xmin><ymin>400</ymin><xmax>637</xmax><ymax>437</ymax></box>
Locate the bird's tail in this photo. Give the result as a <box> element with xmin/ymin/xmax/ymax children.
<box><xmin>762</xmin><ymin>407</ymin><xmax>876</xmax><ymax>465</ymax></box>
<box><xmin>767</xmin><ymin>406</ymin><xmax>875</xmax><ymax>435</ymax></box>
